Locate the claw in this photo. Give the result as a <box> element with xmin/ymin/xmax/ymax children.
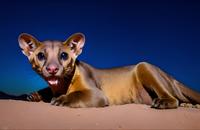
<box><xmin>27</xmin><ymin>95</ymin><xmax>34</xmax><ymax>101</ymax></box>
<box><xmin>151</xmin><ymin>98</ymin><xmax>178</xmax><ymax>109</ymax></box>
<box><xmin>50</xmin><ymin>95</ymin><xmax>68</xmax><ymax>106</ymax></box>
<box><xmin>50</xmin><ymin>97</ymin><xmax>56</xmax><ymax>105</ymax></box>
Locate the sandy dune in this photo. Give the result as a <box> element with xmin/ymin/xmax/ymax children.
<box><xmin>0</xmin><ymin>100</ymin><xmax>199</xmax><ymax>129</ymax></box>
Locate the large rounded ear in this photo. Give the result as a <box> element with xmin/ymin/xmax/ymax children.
<box><xmin>63</xmin><ymin>33</ymin><xmax>85</xmax><ymax>57</ymax></box>
<box><xmin>18</xmin><ymin>33</ymin><xmax>41</xmax><ymax>57</ymax></box>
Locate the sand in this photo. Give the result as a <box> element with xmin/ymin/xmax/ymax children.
<box><xmin>0</xmin><ymin>100</ymin><xmax>199</xmax><ymax>130</ymax></box>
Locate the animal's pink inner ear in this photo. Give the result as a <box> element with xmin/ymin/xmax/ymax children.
<box><xmin>21</xmin><ymin>35</ymin><xmax>31</xmax><ymax>43</ymax></box>
<box><xmin>64</xmin><ymin>33</ymin><xmax>85</xmax><ymax>56</ymax></box>
<box><xmin>21</xmin><ymin>36</ymin><xmax>34</xmax><ymax>49</ymax></box>
<box><xmin>18</xmin><ymin>33</ymin><xmax>40</xmax><ymax>56</ymax></box>
<box><xmin>73</xmin><ymin>35</ymin><xmax>83</xmax><ymax>43</ymax></box>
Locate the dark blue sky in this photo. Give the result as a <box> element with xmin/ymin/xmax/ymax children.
<box><xmin>0</xmin><ymin>0</ymin><xmax>200</xmax><ymax>95</ymax></box>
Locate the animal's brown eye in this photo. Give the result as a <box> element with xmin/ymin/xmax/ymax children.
<box><xmin>60</xmin><ymin>52</ymin><xmax>68</xmax><ymax>61</ymax></box>
<box><xmin>37</xmin><ymin>52</ymin><xmax>46</xmax><ymax>61</ymax></box>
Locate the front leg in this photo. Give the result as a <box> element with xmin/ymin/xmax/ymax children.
<box><xmin>27</xmin><ymin>87</ymin><xmax>53</xmax><ymax>102</ymax></box>
<box><xmin>51</xmin><ymin>92</ymin><xmax>89</xmax><ymax>108</ymax></box>
<box><xmin>136</xmin><ymin>62</ymin><xmax>178</xmax><ymax>109</ymax></box>
<box><xmin>51</xmin><ymin>95</ymin><xmax>69</xmax><ymax>106</ymax></box>
<box><xmin>51</xmin><ymin>90</ymin><xmax>109</xmax><ymax>108</ymax></box>
<box><xmin>0</xmin><ymin>87</ymin><xmax>53</xmax><ymax>102</ymax></box>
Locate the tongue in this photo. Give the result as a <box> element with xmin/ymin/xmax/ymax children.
<box><xmin>48</xmin><ymin>79</ymin><xmax>58</xmax><ymax>86</ymax></box>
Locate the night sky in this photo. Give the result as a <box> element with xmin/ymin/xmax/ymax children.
<box><xmin>0</xmin><ymin>0</ymin><xmax>200</xmax><ymax>95</ymax></box>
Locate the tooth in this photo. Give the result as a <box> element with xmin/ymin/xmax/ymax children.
<box><xmin>48</xmin><ymin>79</ymin><xmax>59</xmax><ymax>85</ymax></box>
<box><xmin>48</xmin><ymin>81</ymin><xmax>50</xmax><ymax>84</ymax></box>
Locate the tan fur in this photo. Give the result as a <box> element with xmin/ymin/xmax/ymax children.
<box><xmin>18</xmin><ymin>33</ymin><xmax>200</xmax><ymax>109</ymax></box>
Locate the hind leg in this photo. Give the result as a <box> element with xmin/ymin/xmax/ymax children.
<box><xmin>136</xmin><ymin>62</ymin><xmax>178</xmax><ymax>109</ymax></box>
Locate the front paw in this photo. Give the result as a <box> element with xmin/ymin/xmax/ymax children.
<box><xmin>51</xmin><ymin>95</ymin><xmax>69</xmax><ymax>106</ymax></box>
<box><xmin>151</xmin><ymin>98</ymin><xmax>178</xmax><ymax>109</ymax></box>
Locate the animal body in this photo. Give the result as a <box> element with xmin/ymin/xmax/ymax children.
<box><xmin>3</xmin><ymin>33</ymin><xmax>200</xmax><ymax>109</ymax></box>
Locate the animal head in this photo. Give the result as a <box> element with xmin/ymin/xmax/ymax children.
<box><xmin>18</xmin><ymin>33</ymin><xmax>85</xmax><ymax>87</ymax></box>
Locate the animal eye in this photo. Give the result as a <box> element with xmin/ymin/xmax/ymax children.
<box><xmin>37</xmin><ymin>52</ymin><xmax>45</xmax><ymax>61</ymax></box>
<box><xmin>60</xmin><ymin>52</ymin><xmax>68</xmax><ymax>60</ymax></box>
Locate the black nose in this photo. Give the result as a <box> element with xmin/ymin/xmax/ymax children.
<box><xmin>46</xmin><ymin>64</ymin><xmax>59</xmax><ymax>75</ymax></box>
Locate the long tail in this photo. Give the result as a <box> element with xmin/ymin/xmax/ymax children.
<box><xmin>174</xmin><ymin>81</ymin><xmax>200</xmax><ymax>104</ymax></box>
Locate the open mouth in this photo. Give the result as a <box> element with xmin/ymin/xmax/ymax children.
<box><xmin>45</xmin><ymin>76</ymin><xmax>68</xmax><ymax>95</ymax></box>
<box><xmin>46</xmin><ymin>77</ymin><xmax>60</xmax><ymax>86</ymax></box>
<box><xmin>48</xmin><ymin>79</ymin><xmax>58</xmax><ymax>86</ymax></box>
